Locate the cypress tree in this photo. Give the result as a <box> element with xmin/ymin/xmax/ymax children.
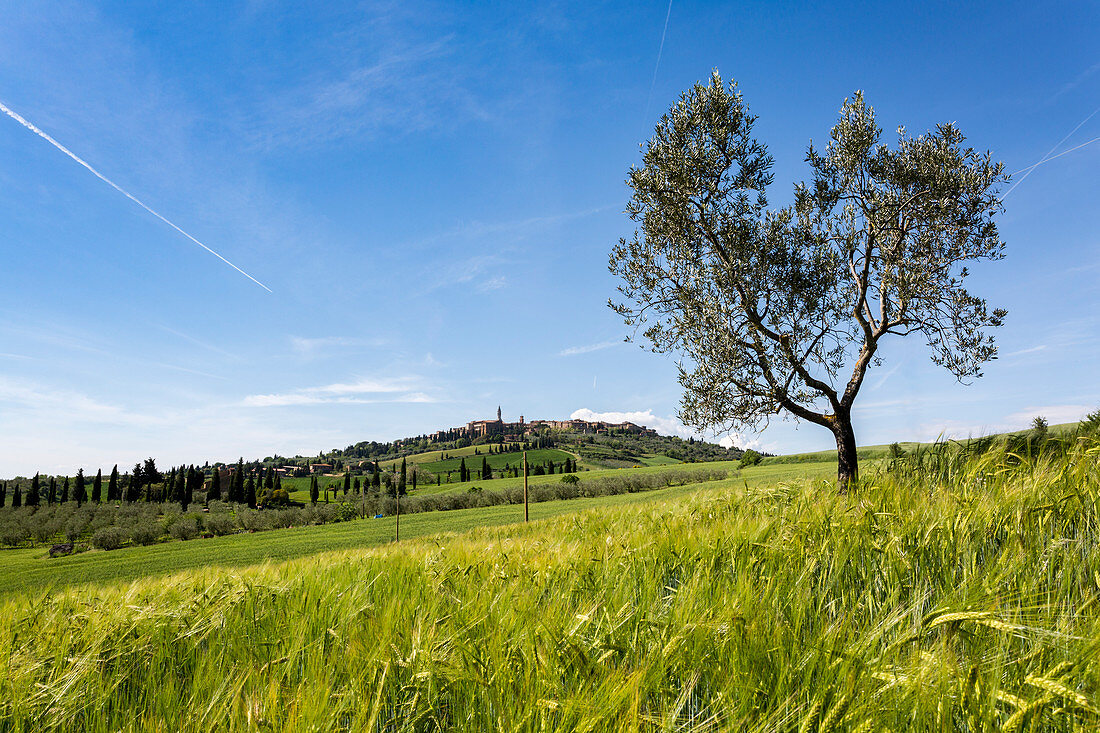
<box><xmin>398</xmin><ymin>459</ymin><xmax>407</xmax><ymax>495</ymax></box>
<box><xmin>273</xmin><ymin>474</ymin><xmax>282</xmax><ymax>493</ymax></box>
<box><xmin>12</xmin><ymin>485</ymin><xmax>21</xmax><ymax>508</ymax></box>
<box><xmin>74</xmin><ymin>468</ymin><xmax>87</xmax><ymax>501</ymax></box>
<box><xmin>411</xmin><ymin>469</ymin><xmax>417</xmax><ymax>492</ymax></box>
<box><xmin>92</xmin><ymin>469</ymin><xmax>102</xmax><ymax>502</ymax></box>
<box><xmin>175</xmin><ymin>468</ymin><xmax>187</xmax><ymax>510</ymax></box>
<box><xmin>343</xmin><ymin>471</ymin><xmax>351</xmax><ymax>496</ymax></box>
<box><xmin>48</xmin><ymin>476</ymin><xmax>58</xmax><ymax>505</ymax></box>
<box><xmin>265</xmin><ymin>467</ymin><xmax>274</xmax><ymax>491</ymax></box>
<box><xmin>108</xmin><ymin>465</ymin><xmax>119</xmax><ymax>501</ymax></box>
<box><xmin>61</xmin><ymin>477</ymin><xmax>70</xmax><ymax>504</ymax></box>
<box><xmin>372</xmin><ymin>468</ymin><xmax>381</xmax><ymax>491</ymax></box>
<box><xmin>209</xmin><ymin>468</ymin><xmax>222</xmax><ymax>501</ymax></box>
<box><xmin>310</xmin><ymin>475</ymin><xmax>319</xmax><ymax>504</ymax></box>
<box><xmin>245</xmin><ymin>472</ymin><xmax>257</xmax><ymax>509</ymax></box>
<box><xmin>233</xmin><ymin>459</ymin><xmax>245</xmax><ymax>503</ymax></box>
<box><xmin>127</xmin><ymin>464</ymin><xmax>142</xmax><ymax>503</ymax></box>
<box><xmin>459</xmin><ymin>457</ymin><xmax>467</xmax><ymax>483</ymax></box>
<box><xmin>187</xmin><ymin>466</ymin><xmax>199</xmax><ymax>508</ymax></box>
<box><xmin>0</xmin><ymin>482</ymin><xmax>5</xmax><ymax>508</ymax></box>
<box><xmin>28</xmin><ymin>474</ymin><xmax>40</xmax><ymax>507</ymax></box>
<box><xmin>481</xmin><ymin>456</ymin><xmax>490</xmax><ymax>481</ymax></box>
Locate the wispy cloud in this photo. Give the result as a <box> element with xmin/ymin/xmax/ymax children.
<box><xmin>290</xmin><ymin>336</ymin><xmax>386</xmax><ymax>357</ymax></box>
<box><xmin>411</xmin><ymin>206</ymin><xmax>613</xmax><ymax>250</ymax></box>
<box><xmin>1046</xmin><ymin>60</ymin><xmax>1100</xmax><ymax>105</ymax></box>
<box><xmin>1002</xmin><ymin>344</ymin><xmax>1047</xmax><ymax>358</ymax></box>
<box><xmin>0</xmin><ymin>376</ymin><xmax>158</xmax><ymax>426</ymax></box>
<box><xmin>240</xmin><ymin>31</ymin><xmax>487</xmax><ymax>149</ymax></box>
<box><xmin>242</xmin><ymin>376</ymin><xmax>435</xmax><ymax>407</ymax></box>
<box><xmin>477</xmin><ymin>276</ymin><xmax>507</xmax><ymax>292</ymax></box>
<box><xmin>158</xmin><ymin>325</ymin><xmax>238</xmax><ymax>360</ymax></box>
<box><xmin>867</xmin><ymin>363</ymin><xmax>900</xmax><ymax>391</ymax></box>
<box><xmin>559</xmin><ymin>340</ymin><xmax>620</xmax><ymax>357</ymax></box>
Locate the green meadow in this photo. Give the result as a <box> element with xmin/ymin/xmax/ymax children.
<box><xmin>0</xmin><ymin>460</ymin><xmax>825</xmax><ymax>596</ymax></box>
<box><xmin>285</xmin><ymin>459</ymin><xmax>745</xmax><ymax>502</ymax></box>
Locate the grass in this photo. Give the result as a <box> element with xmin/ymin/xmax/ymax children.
<box><xmin>287</xmin><ymin>459</ymin><xmax>746</xmax><ymax>502</ymax></box>
<box><xmin>397</xmin><ymin>448</ymin><xmax>575</xmax><ymax>476</ymax></box>
<box><xmin>3</xmin><ymin>437</ymin><xmax>1098</xmax><ymax>730</ymax></box>
<box><xmin>760</xmin><ymin>421</ymin><xmax>1085</xmax><ymax>466</ymax></box>
<box><xmin>0</xmin><ymin>461</ymin><xmax>827</xmax><ymax>597</ymax></box>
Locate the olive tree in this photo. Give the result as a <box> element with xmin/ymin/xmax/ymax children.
<box><xmin>611</xmin><ymin>72</ymin><xmax>1007</xmax><ymax>489</ymax></box>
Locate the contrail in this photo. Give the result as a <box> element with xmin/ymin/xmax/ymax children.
<box><xmin>1010</xmin><ymin>134</ymin><xmax>1100</xmax><ymax>177</ymax></box>
<box><xmin>0</xmin><ymin>100</ymin><xmax>272</xmax><ymax>292</ymax></box>
<box><xmin>643</xmin><ymin>0</ymin><xmax>674</xmax><ymax>125</ymax></box>
<box><xmin>1001</xmin><ymin>102</ymin><xmax>1100</xmax><ymax>202</ymax></box>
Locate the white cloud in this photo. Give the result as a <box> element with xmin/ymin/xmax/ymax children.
<box><xmin>912</xmin><ymin>404</ymin><xmax>1096</xmax><ymax>443</ymax></box>
<box><xmin>1003</xmin><ymin>404</ymin><xmax>1093</xmax><ymax>427</ymax></box>
<box><xmin>559</xmin><ymin>340</ymin><xmax>620</xmax><ymax>357</ymax></box>
<box><xmin>718</xmin><ymin>433</ymin><xmax>766</xmax><ymax>451</ymax></box>
<box><xmin>570</xmin><ymin>407</ymin><xmax>759</xmax><ymax>450</ymax></box>
<box><xmin>242</xmin><ymin>376</ymin><xmax>433</xmax><ymax>407</ymax></box>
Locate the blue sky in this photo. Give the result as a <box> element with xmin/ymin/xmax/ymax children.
<box><xmin>1</xmin><ymin>0</ymin><xmax>1097</xmax><ymax>476</ymax></box>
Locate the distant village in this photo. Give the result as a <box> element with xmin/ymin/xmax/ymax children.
<box><xmin>285</xmin><ymin>408</ymin><xmax>658</xmax><ymax>477</ymax></box>
<box><xmin>434</xmin><ymin>407</ymin><xmax>657</xmax><ymax>442</ymax></box>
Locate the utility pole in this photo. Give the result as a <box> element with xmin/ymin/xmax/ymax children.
<box><xmin>523</xmin><ymin>451</ymin><xmax>529</xmax><ymax>522</ymax></box>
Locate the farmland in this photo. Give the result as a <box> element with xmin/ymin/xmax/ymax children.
<box><xmin>2</xmin><ymin>430</ymin><xmax>1098</xmax><ymax>730</ymax></box>
<box><xmin>0</xmin><ymin>460</ymin><xmax>823</xmax><ymax>596</ymax></box>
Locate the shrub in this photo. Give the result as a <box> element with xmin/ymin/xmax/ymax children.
<box><xmin>63</xmin><ymin>516</ymin><xmax>89</xmax><ymax>542</ymax></box>
<box><xmin>129</xmin><ymin>521</ymin><xmax>162</xmax><ymax>546</ymax></box>
<box><xmin>1085</xmin><ymin>408</ymin><xmax>1100</xmax><ymax>433</ymax></box>
<box><xmin>91</xmin><ymin>526</ymin><xmax>125</xmax><ymax>551</ymax></box>
<box><xmin>1031</xmin><ymin>415</ymin><xmax>1049</xmax><ymax>441</ymax></box>
<box><xmin>739</xmin><ymin>449</ymin><xmax>763</xmax><ymax>468</ymax></box>
<box><xmin>204</xmin><ymin>513</ymin><xmax>237</xmax><ymax>536</ymax></box>
<box><xmin>168</xmin><ymin>515</ymin><xmax>200</xmax><ymax>541</ymax></box>
<box><xmin>0</xmin><ymin>523</ymin><xmax>28</xmax><ymax>547</ymax></box>
<box><xmin>561</xmin><ymin>474</ymin><xmax>580</xmax><ymax>485</ymax></box>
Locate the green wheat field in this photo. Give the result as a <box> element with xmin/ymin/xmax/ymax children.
<box><xmin>2</xmin><ymin>435</ymin><xmax>1098</xmax><ymax>731</ymax></box>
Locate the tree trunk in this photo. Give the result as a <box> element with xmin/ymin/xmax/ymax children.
<box><xmin>833</xmin><ymin>413</ymin><xmax>859</xmax><ymax>492</ymax></box>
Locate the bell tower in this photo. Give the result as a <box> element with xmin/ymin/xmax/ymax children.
<box><xmin>497</xmin><ymin>405</ymin><xmax>502</xmax><ymax>422</ymax></box>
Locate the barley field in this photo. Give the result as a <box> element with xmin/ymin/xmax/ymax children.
<box><xmin>1</xmin><ymin>435</ymin><xmax>1097</xmax><ymax>731</ymax></box>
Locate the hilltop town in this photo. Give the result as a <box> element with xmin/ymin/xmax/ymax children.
<box><xmin>432</xmin><ymin>407</ymin><xmax>658</xmax><ymax>442</ymax></box>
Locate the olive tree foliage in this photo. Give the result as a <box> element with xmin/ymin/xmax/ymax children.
<box><xmin>610</xmin><ymin>72</ymin><xmax>1007</xmax><ymax>487</ymax></box>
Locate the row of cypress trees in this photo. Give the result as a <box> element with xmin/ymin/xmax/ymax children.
<box><xmin>0</xmin><ymin>466</ymin><xmax>120</xmax><ymax>509</ymax></box>
<box><xmin>0</xmin><ymin>462</ymin><xmax>227</xmax><ymax>511</ymax></box>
